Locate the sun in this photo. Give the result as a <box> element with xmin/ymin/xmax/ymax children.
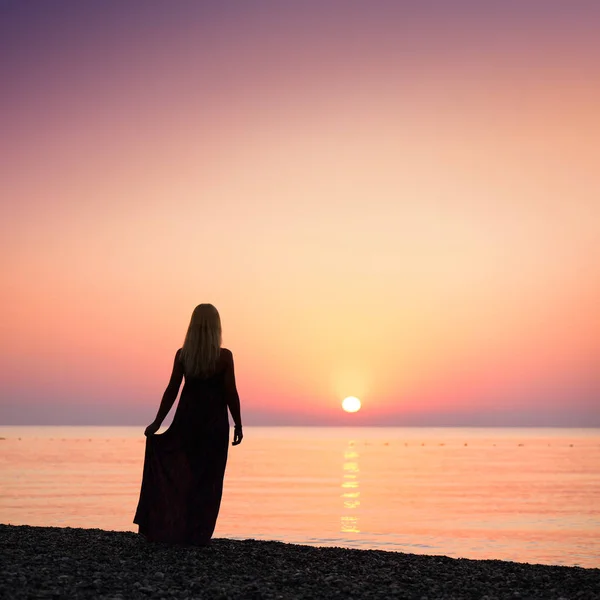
<box><xmin>342</xmin><ymin>396</ymin><xmax>361</xmax><ymax>413</ymax></box>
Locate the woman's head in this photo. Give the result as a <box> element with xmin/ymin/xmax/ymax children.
<box><xmin>180</xmin><ymin>304</ymin><xmax>222</xmax><ymax>377</ymax></box>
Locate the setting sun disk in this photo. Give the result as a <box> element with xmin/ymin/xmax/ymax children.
<box><xmin>342</xmin><ymin>396</ymin><xmax>361</xmax><ymax>413</ymax></box>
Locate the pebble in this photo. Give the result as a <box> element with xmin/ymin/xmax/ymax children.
<box><xmin>1</xmin><ymin>524</ymin><xmax>599</xmax><ymax>600</ymax></box>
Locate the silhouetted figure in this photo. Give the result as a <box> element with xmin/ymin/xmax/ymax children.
<box><xmin>134</xmin><ymin>304</ymin><xmax>243</xmax><ymax>545</ymax></box>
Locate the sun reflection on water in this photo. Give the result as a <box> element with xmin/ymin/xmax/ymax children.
<box><xmin>341</xmin><ymin>441</ymin><xmax>360</xmax><ymax>533</ymax></box>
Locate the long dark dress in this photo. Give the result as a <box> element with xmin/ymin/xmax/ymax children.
<box><xmin>134</xmin><ymin>348</ymin><xmax>241</xmax><ymax>545</ymax></box>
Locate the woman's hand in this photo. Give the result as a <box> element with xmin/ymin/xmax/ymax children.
<box><xmin>144</xmin><ymin>421</ymin><xmax>160</xmax><ymax>437</ymax></box>
<box><xmin>232</xmin><ymin>425</ymin><xmax>243</xmax><ymax>446</ymax></box>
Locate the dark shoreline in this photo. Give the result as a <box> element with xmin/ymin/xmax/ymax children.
<box><xmin>1</xmin><ymin>524</ymin><xmax>598</xmax><ymax>599</ymax></box>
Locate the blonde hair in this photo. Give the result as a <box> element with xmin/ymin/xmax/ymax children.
<box><xmin>180</xmin><ymin>304</ymin><xmax>222</xmax><ymax>378</ymax></box>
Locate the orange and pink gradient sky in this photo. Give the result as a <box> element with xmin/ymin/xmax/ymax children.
<box><xmin>1</xmin><ymin>1</ymin><xmax>599</xmax><ymax>426</ymax></box>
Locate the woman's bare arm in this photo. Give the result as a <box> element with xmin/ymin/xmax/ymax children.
<box><xmin>224</xmin><ymin>349</ymin><xmax>242</xmax><ymax>428</ymax></box>
<box><xmin>152</xmin><ymin>349</ymin><xmax>184</xmax><ymax>426</ymax></box>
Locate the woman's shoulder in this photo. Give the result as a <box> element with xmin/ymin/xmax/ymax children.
<box><xmin>219</xmin><ymin>347</ymin><xmax>233</xmax><ymax>361</ymax></box>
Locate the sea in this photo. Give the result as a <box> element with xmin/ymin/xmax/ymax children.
<box><xmin>1</xmin><ymin>426</ymin><xmax>598</xmax><ymax>568</ymax></box>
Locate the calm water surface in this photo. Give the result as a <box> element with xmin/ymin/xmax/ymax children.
<box><xmin>1</xmin><ymin>426</ymin><xmax>598</xmax><ymax>568</ymax></box>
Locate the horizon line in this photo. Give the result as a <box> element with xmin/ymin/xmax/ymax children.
<box><xmin>2</xmin><ymin>423</ymin><xmax>600</xmax><ymax>429</ymax></box>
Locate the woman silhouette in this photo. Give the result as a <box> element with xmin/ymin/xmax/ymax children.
<box><xmin>134</xmin><ymin>303</ymin><xmax>243</xmax><ymax>545</ymax></box>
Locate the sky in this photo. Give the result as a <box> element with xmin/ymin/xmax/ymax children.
<box><xmin>1</xmin><ymin>0</ymin><xmax>599</xmax><ymax>426</ymax></box>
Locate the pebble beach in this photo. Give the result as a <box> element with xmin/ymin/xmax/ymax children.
<box><xmin>1</xmin><ymin>524</ymin><xmax>599</xmax><ymax>599</ymax></box>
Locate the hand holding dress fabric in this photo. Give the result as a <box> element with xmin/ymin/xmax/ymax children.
<box><xmin>144</xmin><ymin>422</ymin><xmax>160</xmax><ymax>437</ymax></box>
